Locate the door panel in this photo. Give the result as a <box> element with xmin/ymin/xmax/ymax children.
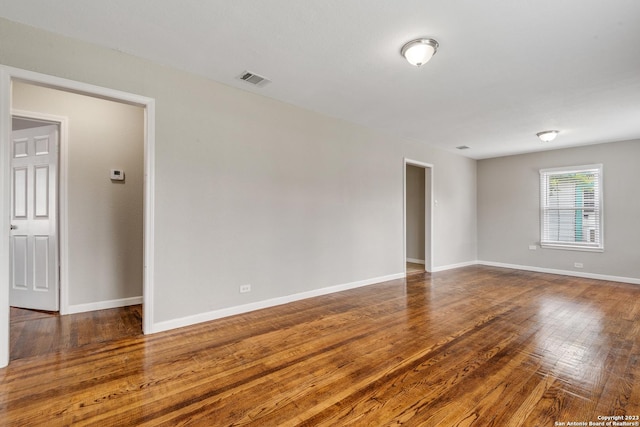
<box><xmin>33</xmin><ymin>236</ymin><xmax>50</xmax><ymax>290</ymax></box>
<box><xmin>10</xmin><ymin>124</ymin><xmax>59</xmax><ymax>311</ymax></box>
<box><xmin>12</xmin><ymin>236</ymin><xmax>28</xmax><ymax>289</ymax></box>
<box><xmin>34</xmin><ymin>165</ymin><xmax>49</xmax><ymax>217</ymax></box>
<box><xmin>34</xmin><ymin>135</ymin><xmax>51</xmax><ymax>156</ymax></box>
<box><xmin>13</xmin><ymin>167</ymin><xmax>27</xmax><ymax>218</ymax></box>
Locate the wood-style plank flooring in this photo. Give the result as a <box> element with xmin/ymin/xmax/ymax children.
<box><xmin>406</xmin><ymin>261</ymin><xmax>425</xmax><ymax>275</ymax></box>
<box><xmin>9</xmin><ymin>305</ymin><xmax>142</xmax><ymax>361</ymax></box>
<box><xmin>2</xmin><ymin>266</ymin><xmax>640</xmax><ymax>426</ymax></box>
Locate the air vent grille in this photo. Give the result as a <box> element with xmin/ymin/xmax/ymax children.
<box><xmin>238</xmin><ymin>71</ymin><xmax>270</xmax><ymax>87</ymax></box>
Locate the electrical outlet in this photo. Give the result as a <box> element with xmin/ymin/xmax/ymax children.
<box><xmin>574</xmin><ymin>262</ymin><xmax>583</xmax><ymax>268</ymax></box>
<box><xmin>239</xmin><ymin>284</ymin><xmax>251</xmax><ymax>293</ymax></box>
<box><xmin>529</xmin><ymin>245</ymin><xmax>537</xmax><ymax>250</ymax></box>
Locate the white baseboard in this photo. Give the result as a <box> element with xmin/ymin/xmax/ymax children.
<box><xmin>66</xmin><ymin>296</ymin><xmax>143</xmax><ymax>315</ymax></box>
<box><xmin>431</xmin><ymin>260</ymin><xmax>479</xmax><ymax>273</ymax></box>
<box><xmin>478</xmin><ymin>261</ymin><xmax>640</xmax><ymax>285</ymax></box>
<box><xmin>406</xmin><ymin>258</ymin><xmax>426</xmax><ymax>265</ymax></box>
<box><xmin>150</xmin><ymin>272</ymin><xmax>406</xmax><ymax>334</ymax></box>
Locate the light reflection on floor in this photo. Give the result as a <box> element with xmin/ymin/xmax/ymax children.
<box><xmin>533</xmin><ymin>295</ymin><xmax>606</xmax><ymax>397</ymax></box>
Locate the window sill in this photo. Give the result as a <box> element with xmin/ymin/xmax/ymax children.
<box><xmin>540</xmin><ymin>243</ymin><xmax>604</xmax><ymax>253</ymax></box>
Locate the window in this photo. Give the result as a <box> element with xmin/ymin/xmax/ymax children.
<box><xmin>540</xmin><ymin>164</ymin><xmax>603</xmax><ymax>251</ymax></box>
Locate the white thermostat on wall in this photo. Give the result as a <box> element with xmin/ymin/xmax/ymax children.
<box><xmin>110</xmin><ymin>169</ymin><xmax>125</xmax><ymax>181</ymax></box>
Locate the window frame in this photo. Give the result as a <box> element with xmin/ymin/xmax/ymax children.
<box><xmin>539</xmin><ymin>164</ymin><xmax>604</xmax><ymax>252</ymax></box>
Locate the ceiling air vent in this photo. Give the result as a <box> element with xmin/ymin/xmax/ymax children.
<box><xmin>456</xmin><ymin>145</ymin><xmax>471</xmax><ymax>150</ymax></box>
<box><xmin>238</xmin><ymin>71</ymin><xmax>270</xmax><ymax>87</ymax></box>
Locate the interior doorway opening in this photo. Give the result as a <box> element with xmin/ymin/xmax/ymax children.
<box><xmin>7</xmin><ymin>83</ymin><xmax>146</xmax><ymax>361</ymax></box>
<box><xmin>404</xmin><ymin>159</ymin><xmax>433</xmax><ymax>275</ymax></box>
<box><xmin>0</xmin><ymin>65</ymin><xmax>156</xmax><ymax>368</ymax></box>
<box><xmin>10</xmin><ymin>82</ymin><xmax>146</xmax><ymax>318</ymax></box>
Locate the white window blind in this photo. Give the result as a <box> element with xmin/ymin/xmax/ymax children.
<box><xmin>540</xmin><ymin>164</ymin><xmax>603</xmax><ymax>251</ymax></box>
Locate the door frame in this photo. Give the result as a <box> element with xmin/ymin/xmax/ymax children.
<box><xmin>403</xmin><ymin>158</ymin><xmax>433</xmax><ymax>273</ymax></box>
<box><xmin>0</xmin><ymin>65</ymin><xmax>156</xmax><ymax>368</ymax></box>
<box><xmin>11</xmin><ymin>111</ymin><xmax>67</xmax><ymax>312</ymax></box>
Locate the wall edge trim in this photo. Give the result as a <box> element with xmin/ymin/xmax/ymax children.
<box><xmin>478</xmin><ymin>260</ymin><xmax>640</xmax><ymax>285</ymax></box>
<box><xmin>431</xmin><ymin>260</ymin><xmax>478</xmax><ymax>272</ymax></box>
<box><xmin>66</xmin><ymin>296</ymin><xmax>143</xmax><ymax>315</ymax></box>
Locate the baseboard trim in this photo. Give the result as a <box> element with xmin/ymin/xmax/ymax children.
<box><xmin>150</xmin><ymin>272</ymin><xmax>406</xmax><ymax>334</ymax></box>
<box><xmin>478</xmin><ymin>261</ymin><xmax>640</xmax><ymax>285</ymax></box>
<box><xmin>406</xmin><ymin>258</ymin><xmax>426</xmax><ymax>265</ymax></box>
<box><xmin>66</xmin><ymin>296</ymin><xmax>143</xmax><ymax>315</ymax></box>
<box><xmin>431</xmin><ymin>260</ymin><xmax>478</xmax><ymax>273</ymax></box>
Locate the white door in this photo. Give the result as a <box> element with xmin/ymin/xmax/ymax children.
<box><xmin>10</xmin><ymin>124</ymin><xmax>59</xmax><ymax>311</ymax></box>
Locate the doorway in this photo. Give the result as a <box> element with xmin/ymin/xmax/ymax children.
<box><xmin>404</xmin><ymin>159</ymin><xmax>433</xmax><ymax>274</ymax></box>
<box><xmin>8</xmin><ymin>85</ymin><xmax>145</xmax><ymax>361</ymax></box>
<box><xmin>11</xmin><ymin>82</ymin><xmax>147</xmax><ymax>318</ymax></box>
<box><xmin>0</xmin><ymin>66</ymin><xmax>156</xmax><ymax>368</ymax></box>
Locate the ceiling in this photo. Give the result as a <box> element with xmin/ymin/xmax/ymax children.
<box><xmin>1</xmin><ymin>0</ymin><xmax>639</xmax><ymax>159</ymax></box>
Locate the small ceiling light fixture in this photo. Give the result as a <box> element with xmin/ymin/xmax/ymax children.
<box><xmin>536</xmin><ymin>130</ymin><xmax>559</xmax><ymax>142</ymax></box>
<box><xmin>401</xmin><ymin>38</ymin><xmax>439</xmax><ymax>67</ymax></box>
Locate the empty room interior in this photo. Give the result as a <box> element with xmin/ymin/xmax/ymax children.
<box><xmin>0</xmin><ymin>2</ymin><xmax>639</xmax><ymax>425</ymax></box>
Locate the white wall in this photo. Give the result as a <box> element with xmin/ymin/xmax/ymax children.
<box><xmin>0</xmin><ymin>18</ymin><xmax>478</xmax><ymax>328</ymax></box>
<box><xmin>406</xmin><ymin>165</ymin><xmax>425</xmax><ymax>261</ymax></box>
<box><xmin>478</xmin><ymin>140</ymin><xmax>640</xmax><ymax>280</ymax></box>
<box><xmin>12</xmin><ymin>82</ymin><xmax>144</xmax><ymax>307</ymax></box>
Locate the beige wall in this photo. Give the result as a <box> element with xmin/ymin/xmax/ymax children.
<box><xmin>406</xmin><ymin>165</ymin><xmax>425</xmax><ymax>261</ymax></box>
<box><xmin>478</xmin><ymin>140</ymin><xmax>640</xmax><ymax>279</ymax></box>
<box><xmin>1</xmin><ymin>18</ymin><xmax>478</xmax><ymax>326</ymax></box>
<box><xmin>12</xmin><ymin>82</ymin><xmax>144</xmax><ymax>306</ymax></box>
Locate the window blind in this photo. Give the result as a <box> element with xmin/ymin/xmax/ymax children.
<box><xmin>540</xmin><ymin>164</ymin><xmax>603</xmax><ymax>251</ymax></box>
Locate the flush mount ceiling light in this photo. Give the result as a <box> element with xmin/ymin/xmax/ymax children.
<box><xmin>401</xmin><ymin>38</ymin><xmax>439</xmax><ymax>67</ymax></box>
<box><xmin>536</xmin><ymin>130</ymin><xmax>559</xmax><ymax>142</ymax></box>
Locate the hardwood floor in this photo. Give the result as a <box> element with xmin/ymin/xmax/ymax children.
<box><xmin>9</xmin><ymin>305</ymin><xmax>142</xmax><ymax>361</ymax></box>
<box><xmin>1</xmin><ymin>266</ymin><xmax>639</xmax><ymax>426</ymax></box>
<box><xmin>406</xmin><ymin>261</ymin><xmax>425</xmax><ymax>275</ymax></box>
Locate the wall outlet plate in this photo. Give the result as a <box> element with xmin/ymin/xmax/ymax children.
<box><xmin>239</xmin><ymin>284</ymin><xmax>251</xmax><ymax>293</ymax></box>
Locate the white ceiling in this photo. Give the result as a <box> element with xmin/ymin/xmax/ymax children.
<box><xmin>1</xmin><ymin>0</ymin><xmax>639</xmax><ymax>159</ymax></box>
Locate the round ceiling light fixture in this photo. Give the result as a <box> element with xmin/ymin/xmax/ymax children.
<box><xmin>401</xmin><ymin>38</ymin><xmax>439</xmax><ymax>67</ymax></box>
<box><xmin>536</xmin><ymin>130</ymin><xmax>559</xmax><ymax>142</ymax></box>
